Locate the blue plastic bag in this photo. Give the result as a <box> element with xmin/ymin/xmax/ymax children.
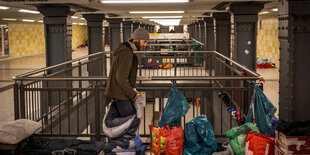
<box><xmin>183</xmin><ymin>115</ymin><xmax>217</xmax><ymax>155</ymax></box>
<box><xmin>246</xmin><ymin>85</ymin><xmax>277</xmax><ymax>135</ymax></box>
<box><xmin>159</xmin><ymin>83</ymin><xmax>190</xmax><ymax>128</ymax></box>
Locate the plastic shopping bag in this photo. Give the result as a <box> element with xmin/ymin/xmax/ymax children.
<box><xmin>226</xmin><ymin>123</ymin><xmax>260</xmax><ymax>155</ymax></box>
<box><xmin>149</xmin><ymin>125</ymin><xmax>184</xmax><ymax>155</ymax></box>
<box><xmin>244</xmin><ymin>131</ymin><xmax>275</xmax><ymax>155</ymax></box>
<box><xmin>246</xmin><ymin>85</ymin><xmax>277</xmax><ymax>135</ymax></box>
<box><xmin>159</xmin><ymin>83</ymin><xmax>190</xmax><ymax>128</ymax></box>
<box><xmin>183</xmin><ymin>115</ymin><xmax>217</xmax><ymax>155</ymax></box>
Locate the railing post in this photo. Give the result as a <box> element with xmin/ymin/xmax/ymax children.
<box><xmin>43</xmin><ymin>73</ymin><xmax>49</xmax><ymax>124</ymax></box>
<box><xmin>138</xmin><ymin>55</ymin><xmax>142</xmax><ymax>84</ymax></box>
<box><xmin>174</xmin><ymin>53</ymin><xmax>177</xmax><ymax>76</ymax></box>
<box><xmin>102</xmin><ymin>53</ymin><xmax>107</xmax><ymax>77</ymax></box>
<box><xmin>19</xmin><ymin>82</ymin><xmax>25</xmax><ymax>119</ymax></box>
<box><xmin>209</xmin><ymin>53</ymin><xmax>213</xmax><ymax>77</ymax></box>
<box><xmin>78</xmin><ymin>61</ymin><xmax>82</xmax><ymax>99</ymax></box>
<box><xmin>94</xmin><ymin>81</ymin><xmax>101</xmax><ymax>141</ymax></box>
<box><xmin>13</xmin><ymin>83</ymin><xmax>20</xmax><ymax>120</ymax></box>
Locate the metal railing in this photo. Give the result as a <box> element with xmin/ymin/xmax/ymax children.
<box><xmin>146</xmin><ymin>39</ymin><xmax>203</xmax><ymax>51</ymax></box>
<box><xmin>12</xmin><ymin>50</ymin><xmax>262</xmax><ymax>142</ymax></box>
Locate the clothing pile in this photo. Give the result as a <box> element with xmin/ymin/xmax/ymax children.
<box><xmin>102</xmin><ymin>95</ymin><xmax>146</xmax><ymax>155</ymax></box>
<box><xmin>218</xmin><ymin>93</ymin><xmax>243</xmax><ymax>122</ymax></box>
<box><xmin>256</xmin><ymin>58</ymin><xmax>275</xmax><ymax>68</ymax></box>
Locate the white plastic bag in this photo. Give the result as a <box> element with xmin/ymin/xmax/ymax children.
<box><xmin>134</xmin><ymin>92</ymin><xmax>146</xmax><ymax>119</ymax></box>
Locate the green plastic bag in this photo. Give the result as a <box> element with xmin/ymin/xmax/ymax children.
<box><xmin>246</xmin><ymin>85</ymin><xmax>277</xmax><ymax>135</ymax></box>
<box><xmin>226</xmin><ymin>123</ymin><xmax>260</xmax><ymax>155</ymax></box>
<box><xmin>159</xmin><ymin>83</ymin><xmax>190</xmax><ymax>128</ymax></box>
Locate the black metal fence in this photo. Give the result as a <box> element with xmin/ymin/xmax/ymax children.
<box><xmin>12</xmin><ymin>50</ymin><xmax>262</xmax><ymax>142</ymax></box>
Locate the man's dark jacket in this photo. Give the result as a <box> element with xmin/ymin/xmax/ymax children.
<box><xmin>104</xmin><ymin>42</ymin><xmax>138</xmax><ymax>100</ymax></box>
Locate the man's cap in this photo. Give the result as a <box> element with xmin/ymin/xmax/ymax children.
<box><xmin>132</xmin><ymin>28</ymin><xmax>150</xmax><ymax>40</ymax></box>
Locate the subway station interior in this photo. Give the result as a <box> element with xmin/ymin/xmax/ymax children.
<box><xmin>0</xmin><ymin>0</ymin><xmax>310</xmax><ymax>154</ymax></box>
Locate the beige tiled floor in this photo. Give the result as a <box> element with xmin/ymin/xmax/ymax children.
<box><xmin>0</xmin><ymin>48</ymin><xmax>89</xmax><ymax>122</ymax></box>
<box><xmin>257</xmin><ymin>68</ymin><xmax>279</xmax><ymax>118</ymax></box>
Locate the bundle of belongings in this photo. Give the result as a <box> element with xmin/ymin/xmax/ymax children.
<box><xmin>142</xmin><ymin>61</ymin><xmax>173</xmax><ymax>69</ymax></box>
<box><xmin>102</xmin><ymin>94</ymin><xmax>146</xmax><ymax>155</ymax></box>
<box><xmin>256</xmin><ymin>58</ymin><xmax>275</xmax><ymax>68</ymax></box>
<box><xmin>0</xmin><ymin>119</ymin><xmax>41</xmax><ymax>154</ymax></box>
<box><xmin>0</xmin><ymin>119</ymin><xmax>104</xmax><ymax>155</ymax></box>
<box><xmin>18</xmin><ymin>137</ymin><xmax>103</xmax><ymax>155</ymax></box>
<box><xmin>150</xmin><ymin>83</ymin><xmax>190</xmax><ymax>155</ymax></box>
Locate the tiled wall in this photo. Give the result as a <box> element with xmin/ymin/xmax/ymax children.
<box><xmin>8</xmin><ymin>23</ymin><xmax>45</xmax><ymax>58</ymax></box>
<box><xmin>72</xmin><ymin>25</ymin><xmax>88</xmax><ymax>48</ymax></box>
<box><xmin>257</xmin><ymin>16</ymin><xmax>280</xmax><ymax>67</ymax></box>
<box><xmin>8</xmin><ymin>24</ymin><xmax>88</xmax><ymax>58</ymax></box>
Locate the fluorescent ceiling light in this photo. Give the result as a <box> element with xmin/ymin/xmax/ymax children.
<box><xmin>259</xmin><ymin>11</ymin><xmax>269</xmax><ymax>15</ymax></box>
<box><xmin>272</xmin><ymin>8</ymin><xmax>278</xmax><ymax>12</ymax></box>
<box><xmin>102</xmin><ymin>0</ymin><xmax>188</xmax><ymax>4</ymax></box>
<box><xmin>18</xmin><ymin>9</ymin><xmax>39</xmax><ymax>14</ymax></box>
<box><xmin>0</xmin><ymin>6</ymin><xmax>10</xmax><ymax>10</ymax></box>
<box><xmin>22</xmin><ymin>19</ymin><xmax>35</xmax><ymax>22</ymax></box>
<box><xmin>150</xmin><ymin>19</ymin><xmax>181</xmax><ymax>26</ymax></box>
<box><xmin>143</xmin><ymin>16</ymin><xmax>182</xmax><ymax>19</ymax></box>
<box><xmin>161</xmin><ymin>23</ymin><xmax>180</xmax><ymax>26</ymax></box>
<box><xmin>149</xmin><ymin>19</ymin><xmax>181</xmax><ymax>22</ymax></box>
<box><xmin>72</xmin><ymin>16</ymin><xmax>78</xmax><ymax>19</ymax></box>
<box><xmin>2</xmin><ymin>18</ymin><xmax>16</xmax><ymax>21</ymax></box>
<box><xmin>38</xmin><ymin>20</ymin><xmax>43</xmax><ymax>23</ymax></box>
<box><xmin>73</xmin><ymin>23</ymin><xmax>77</xmax><ymax>25</ymax></box>
<box><xmin>78</xmin><ymin>23</ymin><xmax>85</xmax><ymax>25</ymax></box>
<box><xmin>81</xmin><ymin>18</ymin><xmax>85</xmax><ymax>20</ymax></box>
<box><xmin>130</xmin><ymin>11</ymin><xmax>184</xmax><ymax>14</ymax></box>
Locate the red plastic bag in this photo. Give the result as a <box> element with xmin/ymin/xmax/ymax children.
<box><xmin>244</xmin><ymin>131</ymin><xmax>275</xmax><ymax>155</ymax></box>
<box><xmin>149</xmin><ymin>125</ymin><xmax>184</xmax><ymax>155</ymax></box>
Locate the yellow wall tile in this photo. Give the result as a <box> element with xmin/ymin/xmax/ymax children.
<box><xmin>257</xmin><ymin>17</ymin><xmax>280</xmax><ymax>67</ymax></box>
<box><xmin>9</xmin><ymin>23</ymin><xmax>45</xmax><ymax>58</ymax></box>
<box><xmin>8</xmin><ymin>24</ymin><xmax>88</xmax><ymax>58</ymax></box>
<box><xmin>72</xmin><ymin>25</ymin><xmax>88</xmax><ymax>48</ymax></box>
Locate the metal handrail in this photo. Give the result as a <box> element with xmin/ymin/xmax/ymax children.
<box><xmin>12</xmin><ymin>51</ymin><xmax>110</xmax><ymax>79</ymax></box>
<box><xmin>147</xmin><ymin>44</ymin><xmax>200</xmax><ymax>46</ymax></box>
<box><xmin>149</xmin><ymin>39</ymin><xmax>194</xmax><ymax>42</ymax></box>
<box><xmin>12</xmin><ymin>76</ymin><xmax>261</xmax><ymax>81</ymax></box>
<box><xmin>12</xmin><ymin>50</ymin><xmax>262</xmax><ymax>81</ymax></box>
<box><xmin>191</xmin><ymin>38</ymin><xmax>204</xmax><ymax>46</ymax></box>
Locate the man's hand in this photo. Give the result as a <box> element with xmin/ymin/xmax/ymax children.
<box><xmin>132</xmin><ymin>93</ymin><xmax>139</xmax><ymax>102</ymax></box>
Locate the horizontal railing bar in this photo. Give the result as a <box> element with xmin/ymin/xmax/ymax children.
<box><xmin>135</xmin><ymin>87</ymin><xmax>250</xmax><ymax>90</ymax></box>
<box><xmin>14</xmin><ymin>75</ymin><xmax>260</xmax><ymax>81</ymax></box>
<box><xmin>25</xmin><ymin>87</ymin><xmax>250</xmax><ymax>91</ymax></box>
<box><xmin>24</xmin><ymin>88</ymin><xmax>95</xmax><ymax>91</ymax></box>
<box><xmin>147</xmin><ymin>44</ymin><xmax>200</xmax><ymax>46</ymax></box>
<box><xmin>12</xmin><ymin>51</ymin><xmax>111</xmax><ymax>79</ymax></box>
<box><xmin>13</xmin><ymin>50</ymin><xmax>262</xmax><ymax>80</ymax></box>
<box><xmin>33</xmin><ymin>133</ymin><xmax>96</xmax><ymax>137</ymax></box>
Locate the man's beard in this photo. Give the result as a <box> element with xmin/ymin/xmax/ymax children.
<box><xmin>134</xmin><ymin>41</ymin><xmax>141</xmax><ymax>51</ymax></box>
